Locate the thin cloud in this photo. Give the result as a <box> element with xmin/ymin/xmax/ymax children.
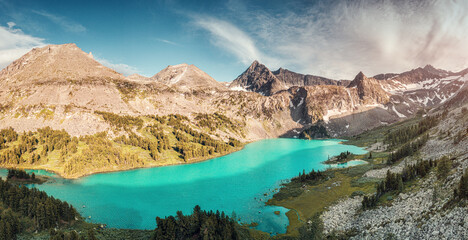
<box><xmin>202</xmin><ymin>0</ymin><xmax>468</xmax><ymax>79</ymax></box>
<box><xmin>193</xmin><ymin>16</ymin><xmax>279</xmax><ymax>67</ymax></box>
<box><xmin>0</xmin><ymin>22</ymin><xmax>46</xmax><ymax>70</ymax></box>
<box><xmin>155</xmin><ymin>38</ymin><xmax>179</xmax><ymax>46</ymax></box>
<box><xmin>95</xmin><ymin>57</ymin><xmax>139</xmax><ymax>76</ymax></box>
<box><xmin>32</xmin><ymin>10</ymin><xmax>86</xmax><ymax>33</ymax></box>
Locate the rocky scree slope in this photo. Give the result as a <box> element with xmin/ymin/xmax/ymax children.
<box><xmin>321</xmin><ymin>104</ymin><xmax>468</xmax><ymax>239</ymax></box>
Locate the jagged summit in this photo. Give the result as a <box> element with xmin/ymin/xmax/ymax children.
<box><xmin>423</xmin><ymin>64</ymin><xmax>436</xmax><ymax>71</ymax></box>
<box><xmin>348</xmin><ymin>71</ymin><xmax>390</xmax><ymax>104</ymax></box>
<box><xmin>352</xmin><ymin>71</ymin><xmax>367</xmax><ymax>82</ymax></box>
<box><xmin>229</xmin><ymin>60</ymin><xmax>284</xmax><ymax>95</ymax></box>
<box><xmin>272</xmin><ymin>67</ymin><xmax>339</xmax><ymax>87</ymax></box>
<box><xmin>250</xmin><ymin>60</ymin><xmax>260</xmax><ymax>67</ymax></box>
<box><xmin>373</xmin><ymin>64</ymin><xmax>453</xmax><ymax>82</ymax></box>
<box><xmin>230</xmin><ymin>60</ymin><xmax>341</xmax><ymax>95</ymax></box>
<box><xmin>0</xmin><ymin>43</ymin><xmax>123</xmax><ymax>84</ymax></box>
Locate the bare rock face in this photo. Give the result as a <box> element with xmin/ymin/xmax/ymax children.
<box><xmin>229</xmin><ymin>60</ymin><xmax>286</xmax><ymax>96</ymax></box>
<box><xmin>272</xmin><ymin>67</ymin><xmax>339</xmax><ymax>87</ymax></box>
<box><xmin>230</xmin><ymin>61</ymin><xmax>348</xmax><ymax>96</ymax></box>
<box><xmin>347</xmin><ymin>71</ymin><xmax>390</xmax><ymax>105</ymax></box>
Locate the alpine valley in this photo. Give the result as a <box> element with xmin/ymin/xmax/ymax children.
<box><xmin>1</xmin><ymin>43</ymin><xmax>468</xmax><ymax>239</ymax></box>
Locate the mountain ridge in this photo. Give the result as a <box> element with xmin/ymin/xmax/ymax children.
<box><xmin>0</xmin><ymin>43</ymin><xmax>467</xmax><ymax>179</ymax></box>
<box><xmin>0</xmin><ymin>43</ymin><xmax>467</xmax><ymax>141</ymax></box>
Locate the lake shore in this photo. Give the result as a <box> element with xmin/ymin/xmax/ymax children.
<box><xmin>29</xmin><ymin>138</ymin><xmax>366</xmax><ymax>233</ymax></box>
<box><xmin>0</xmin><ymin>145</ymin><xmax>246</xmax><ymax>179</ymax></box>
<box><xmin>265</xmin><ymin>152</ymin><xmax>373</xmax><ymax>237</ymax></box>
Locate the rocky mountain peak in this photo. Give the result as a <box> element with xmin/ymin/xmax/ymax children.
<box><xmin>348</xmin><ymin>71</ymin><xmax>368</xmax><ymax>87</ymax></box>
<box><xmin>0</xmin><ymin>43</ymin><xmax>124</xmax><ymax>84</ymax></box>
<box><xmin>229</xmin><ymin>61</ymin><xmax>284</xmax><ymax>96</ymax></box>
<box><xmin>231</xmin><ymin>61</ymin><xmax>342</xmax><ymax>95</ymax></box>
<box><xmin>353</xmin><ymin>71</ymin><xmax>367</xmax><ymax>82</ymax></box>
<box><xmin>249</xmin><ymin>60</ymin><xmax>260</xmax><ymax>69</ymax></box>
<box><xmin>151</xmin><ymin>63</ymin><xmax>227</xmax><ymax>91</ymax></box>
<box><xmin>247</xmin><ymin>60</ymin><xmax>269</xmax><ymax>73</ymax></box>
<box><xmin>348</xmin><ymin>71</ymin><xmax>389</xmax><ymax>104</ymax></box>
<box><xmin>392</xmin><ymin>65</ymin><xmax>450</xmax><ymax>84</ymax></box>
<box><xmin>423</xmin><ymin>64</ymin><xmax>436</xmax><ymax>71</ymax></box>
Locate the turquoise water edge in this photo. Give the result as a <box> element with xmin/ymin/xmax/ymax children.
<box><xmin>0</xmin><ymin>138</ymin><xmax>366</xmax><ymax>235</ymax></box>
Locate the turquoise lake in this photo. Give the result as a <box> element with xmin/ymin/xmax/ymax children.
<box><xmin>2</xmin><ymin>138</ymin><xmax>367</xmax><ymax>234</ymax></box>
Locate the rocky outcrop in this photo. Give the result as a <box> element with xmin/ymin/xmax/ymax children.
<box><xmin>230</xmin><ymin>62</ymin><xmax>346</xmax><ymax>96</ymax></box>
<box><xmin>229</xmin><ymin>60</ymin><xmax>285</xmax><ymax>96</ymax></box>
<box><xmin>151</xmin><ymin>63</ymin><xmax>227</xmax><ymax>92</ymax></box>
<box><xmin>347</xmin><ymin>71</ymin><xmax>390</xmax><ymax>105</ymax></box>
<box><xmin>272</xmin><ymin>67</ymin><xmax>339</xmax><ymax>87</ymax></box>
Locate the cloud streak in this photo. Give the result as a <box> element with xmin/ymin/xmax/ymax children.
<box><xmin>155</xmin><ymin>38</ymin><xmax>179</xmax><ymax>46</ymax></box>
<box><xmin>197</xmin><ymin>0</ymin><xmax>468</xmax><ymax>79</ymax></box>
<box><xmin>0</xmin><ymin>22</ymin><xmax>46</xmax><ymax>70</ymax></box>
<box><xmin>193</xmin><ymin>16</ymin><xmax>275</xmax><ymax>66</ymax></box>
<box><xmin>32</xmin><ymin>10</ymin><xmax>86</xmax><ymax>33</ymax></box>
<box><xmin>95</xmin><ymin>57</ymin><xmax>139</xmax><ymax>76</ymax></box>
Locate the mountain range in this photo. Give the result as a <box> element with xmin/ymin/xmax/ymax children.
<box><xmin>1</xmin><ymin>43</ymin><xmax>467</xmax><ymax>141</ymax></box>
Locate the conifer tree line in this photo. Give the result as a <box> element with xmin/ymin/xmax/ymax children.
<box><xmin>7</xmin><ymin>169</ymin><xmax>34</xmax><ymax>180</ymax></box>
<box><xmin>363</xmin><ymin>159</ymin><xmax>437</xmax><ymax>209</ymax></box>
<box><xmin>384</xmin><ymin>114</ymin><xmax>440</xmax><ymax>147</ymax></box>
<box><xmin>152</xmin><ymin>205</ymin><xmax>238</xmax><ymax>240</ymax></box>
<box><xmin>153</xmin><ymin>114</ymin><xmax>241</xmax><ymax>161</ymax></box>
<box><xmin>293</xmin><ymin>169</ymin><xmax>326</xmax><ymax>183</ymax></box>
<box><xmin>95</xmin><ymin>111</ymin><xmax>144</xmax><ymax>130</ymax></box>
<box><xmin>171</xmin><ymin>123</ymin><xmax>232</xmax><ymax>161</ymax></box>
<box><xmin>64</xmin><ymin>133</ymin><xmax>144</xmax><ymax>175</ymax></box>
<box><xmin>0</xmin><ymin>177</ymin><xmax>77</xmax><ymax>237</ymax></box>
<box><xmin>0</xmin><ymin>131</ymin><xmax>41</xmax><ymax>165</ymax></box>
<box><xmin>48</xmin><ymin>229</ymin><xmax>83</xmax><ymax>240</ymax></box>
<box><xmin>387</xmin><ymin>133</ymin><xmax>429</xmax><ymax>165</ymax></box>
<box><xmin>148</xmin><ymin>113</ymin><xmax>242</xmax><ymax>161</ymax></box>
<box><xmin>47</xmin><ymin>228</ymin><xmax>100</xmax><ymax>240</ymax></box>
<box><xmin>336</xmin><ymin>151</ymin><xmax>353</xmax><ymax>162</ymax></box>
<box><xmin>0</xmin><ymin>112</ymin><xmax>242</xmax><ymax>175</ymax></box>
<box><xmin>0</xmin><ymin>127</ymin><xmax>76</xmax><ymax>165</ymax></box>
<box><xmin>453</xmin><ymin>127</ymin><xmax>468</xmax><ymax>144</ymax></box>
<box><xmin>0</xmin><ymin>209</ymin><xmax>20</xmax><ymax>240</ymax></box>
<box><xmin>146</xmin><ymin>124</ymin><xmax>171</xmax><ymax>151</ymax></box>
<box><xmin>0</xmin><ymin>128</ymin><xmax>18</xmax><ymax>150</ymax></box>
<box><xmin>38</xmin><ymin>127</ymin><xmax>77</xmax><ymax>157</ymax></box>
<box><xmin>194</xmin><ymin>112</ymin><xmax>242</xmax><ymax>134</ymax></box>
<box><xmin>227</xmin><ymin>138</ymin><xmax>241</xmax><ymax>147</ymax></box>
<box><xmin>114</xmin><ymin>131</ymin><xmax>164</xmax><ymax>160</ymax></box>
<box><xmin>455</xmin><ymin>170</ymin><xmax>468</xmax><ymax>200</ymax></box>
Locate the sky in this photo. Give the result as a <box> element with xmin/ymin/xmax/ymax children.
<box><xmin>1</xmin><ymin>0</ymin><xmax>468</xmax><ymax>81</ymax></box>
